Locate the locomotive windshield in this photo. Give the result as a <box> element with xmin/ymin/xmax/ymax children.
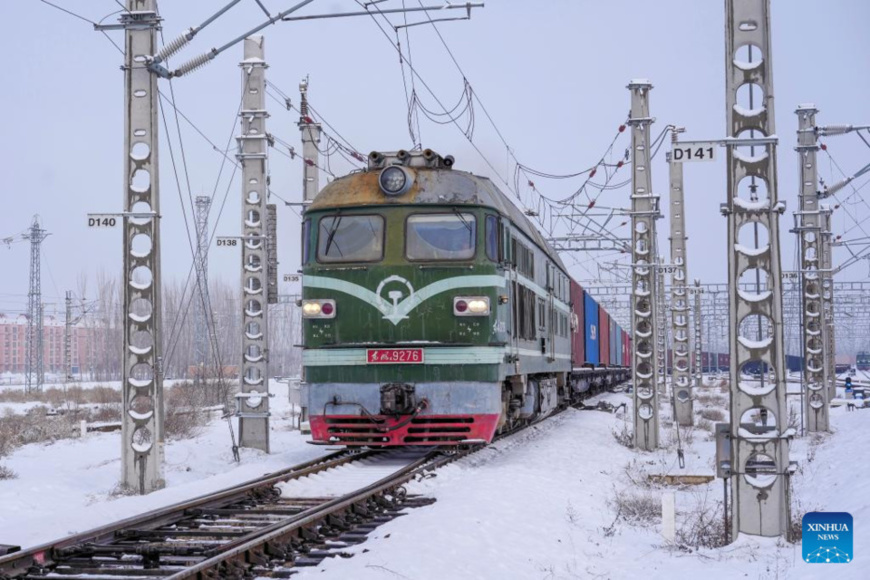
<box><xmin>317</xmin><ymin>214</ymin><xmax>384</xmax><ymax>262</ymax></box>
<box><xmin>406</xmin><ymin>213</ymin><xmax>476</xmax><ymax>260</ymax></box>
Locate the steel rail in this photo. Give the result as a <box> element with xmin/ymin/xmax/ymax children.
<box><xmin>169</xmin><ymin>448</ymin><xmax>455</xmax><ymax>578</ymax></box>
<box><xmin>0</xmin><ymin>448</ymin><xmax>371</xmax><ymax>578</ymax></box>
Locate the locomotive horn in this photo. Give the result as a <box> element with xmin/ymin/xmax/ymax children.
<box><xmin>443</xmin><ymin>155</ymin><xmax>455</xmax><ymax>168</ymax></box>
<box><xmin>368</xmin><ymin>151</ymin><xmax>384</xmax><ymax>168</ymax></box>
<box><xmin>396</xmin><ymin>149</ymin><xmax>410</xmax><ymax>164</ymax></box>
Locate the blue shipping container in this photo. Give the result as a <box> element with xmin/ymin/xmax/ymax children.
<box><xmin>584</xmin><ymin>292</ymin><xmax>600</xmax><ymax>365</ymax></box>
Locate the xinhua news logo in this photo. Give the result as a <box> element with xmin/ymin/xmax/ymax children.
<box><xmin>802</xmin><ymin>512</ymin><xmax>853</xmax><ymax>564</ymax></box>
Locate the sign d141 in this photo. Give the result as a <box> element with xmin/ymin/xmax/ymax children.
<box><xmin>672</xmin><ymin>142</ymin><xmax>718</xmax><ymax>163</ymax></box>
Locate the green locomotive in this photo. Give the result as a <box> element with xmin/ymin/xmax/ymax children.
<box><xmin>301</xmin><ymin>149</ymin><xmax>626</xmax><ymax>445</ymax></box>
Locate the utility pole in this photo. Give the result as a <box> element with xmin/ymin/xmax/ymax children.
<box><xmin>724</xmin><ymin>0</ymin><xmax>791</xmax><ymax>539</ymax></box>
<box><xmin>237</xmin><ymin>36</ymin><xmax>271</xmax><ymax>452</ymax></box>
<box><xmin>193</xmin><ymin>195</ymin><xmax>212</xmax><ymax>386</ymax></box>
<box><xmin>120</xmin><ymin>0</ymin><xmax>165</xmax><ymax>494</ymax></box>
<box><xmin>628</xmin><ymin>80</ymin><xmax>660</xmax><ymax>451</ymax></box>
<box><xmin>298</xmin><ymin>77</ymin><xmax>322</xmax><ymax>203</ymax></box>
<box><xmin>668</xmin><ymin>130</ymin><xmax>693</xmax><ymax>425</ymax></box>
<box><xmin>24</xmin><ymin>215</ymin><xmax>48</xmax><ymax>394</ymax></box>
<box><xmin>693</xmin><ymin>280</ymin><xmax>703</xmax><ymax>387</ymax></box>
<box><xmin>794</xmin><ymin>105</ymin><xmax>829</xmax><ymax>431</ymax></box>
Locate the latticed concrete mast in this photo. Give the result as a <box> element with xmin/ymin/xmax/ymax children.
<box><xmin>628</xmin><ymin>80</ymin><xmax>661</xmax><ymax>451</ymax></box>
<box><xmin>724</xmin><ymin>0</ymin><xmax>792</xmax><ymax>539</ymax></box>
<box><xmin>237</xmin><ymin>36</ymin><xmax>271</xmax><ymax>452</ymax></box>
<box><xmin>120</xmin><ymin>0</ymin><xmax>165</xmax><ymax>494</ymax></box>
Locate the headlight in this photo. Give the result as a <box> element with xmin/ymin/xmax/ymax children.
<box><xmin>454</xmin><ymin>296</ymin><xmax>490</xmax><ymax>316</ymax></box>
<box><xmin>302</xmin><ymin>299</ymin><xmax>336</xmax><ymax>319</ymax></box>
<box><xmin>378</xmin><ymin>166</ymin><xmax>414</xmax><ymax>196</ymax></box>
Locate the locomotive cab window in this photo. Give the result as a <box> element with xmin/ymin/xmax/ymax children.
<box><xmin>317</xmin><ymin>214</ymin><xmax>384</xmax><ymax>262</ymax></box>
<box><xmin>301</xmin><ymin>219</ymin><xmax>311</xmax><ymax>265</ymax></box>
<box><xmin>485</xmin><ymin>215</ymin><xmax>498</xmax><ymax>262</ymax></box>
<box><xmin>406</xmin><ymin>213</ymin><xmax>476</xmax><ymax>261</ymax></box>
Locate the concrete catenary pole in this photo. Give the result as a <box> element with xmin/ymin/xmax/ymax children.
<box><xmin>628</xmin><ymin>80</ymin><xmax>660</xmax><ymax>451</ymax></box>
<box><xmin>820</xmin><ymin>206</ymin><xmax>836</xmax><ymax>400</ymax></box>
<box><xmin>120</xmin><ymin>0</ymin><xmax>165</xmax><ymax>494</ymax></box>
<box><xmin>693</xmin><ymin>279</ymin><xmax>703</xmax><ymax>387</ymax></box>
<box><xmin>724</xmin><ymin>0</ymin><xmax>791</xmax><ymax>539</ymax></box>
<box><xmin>298</xmin><ymin>77</ymin><xmax>322</xmax><ymax>203</ymax></box>
<box><xmin>795</xmin><ymin>105</ymin><xmax>829</xmax><ymax>431</ymax></box>
<box><xmin>668</xmin><ymin>132</ymin><xmax>694</xmax><ymax>425</ymax></box>
<box><xmin>193</xmin><ymin>195</ymin><xmax>212</xmax><ymax>385</ymax></box>
<box><xmin>24</xmin><ymin>215</ymin><xmax>48</xmax><ymax>394</ymax></box>
<box><xmin>656</xmin><ymin>257</ymin><xmax>668</xmax><ymax>395</ymax></box>
<box><xmin>237</xmin><ymin>36</ymin><xmax>271</xmax><ymax>452</ymax></box>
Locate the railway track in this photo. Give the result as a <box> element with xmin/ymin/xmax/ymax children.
<box><xmin>0</xmin><ymin>393</ymin><xmax>613</xmax><ymax>579</ymax></box>
<box><xmin>0</xmin><ymin>446</ymin><xmax>471</xmax><ymax>579</ymax></box>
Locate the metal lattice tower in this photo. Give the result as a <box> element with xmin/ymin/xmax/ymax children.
<box><xmin>299</xmin><ymin>77</ymin><xmax>322</xmax><ymax>203</ymax></box>
<box><xmin>668</xmin><ymin>135</ymin><xmax>694</xmax><ymax>425</ymax></box>
<box><xmin>193</xmin><ymin>195</ymin><xmax>212</xmax><ymax>384</ymax></box>
<box><xmin>237</xmin><ymin>36</ymin><xmax>271</xmax><ymax>452</ymax></box>
<box><xmin>23</xmin><ymin>215</ymin><xmax>48</xmax><ymax>394</ymax></box>
<box><xmin>120</xmin><ymin>0</ymin><xmax>165</xmax><ymax>494</ymax></box>
<box><xmin>794</xmin><ymin>105</ymin><xmax>828</xmax><ymax>431</ymax></box>
<box><xmin>628</xmin><ymin>80</ymin><xmax>660</xmax><ymax>451</ymax></box>
<box><xmin>724</xmin><ymin>0</ymin><xmax>791</xmax><ymax>539</ymax></box>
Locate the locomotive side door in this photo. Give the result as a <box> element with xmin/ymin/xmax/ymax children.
<box><xmin>503</xmin><ymin>220</ymin><xmax>519</xmax><ymax>366</ymax></box>
<box><xmin>547</xmin><ymin>264</ymin><xmax>556</xmax><ymax>363</ymax></box>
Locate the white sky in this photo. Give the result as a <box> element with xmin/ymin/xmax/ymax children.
<box><xmin>1</xmin><ymin>0</ymin><xmax>868</xmax><ymax>317</ymax></box>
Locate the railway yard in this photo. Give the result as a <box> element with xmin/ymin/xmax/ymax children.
<box><xmin>2</xmin><ymin>0</ymin><xmax>869</xmax><ymax>578</ymax></box>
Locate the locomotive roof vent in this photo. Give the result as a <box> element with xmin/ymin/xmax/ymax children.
<box><xmin>368</xmin><ymin>149</ymin><xmax>454</xmax><ymax>170</ymax></box>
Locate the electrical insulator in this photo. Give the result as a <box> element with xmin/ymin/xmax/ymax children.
<box><xmin>589</xmin><ymin>168</ymin><xmax>597</xmax><ymax>178</ymax></box>
<box><xmin>618</xmin><ymin>124</ymin><xmax>626</xmax><ymax>132</ymax></box>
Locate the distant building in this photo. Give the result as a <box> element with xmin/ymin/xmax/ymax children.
<box><xmin>0</xmin><ymin>313</ymin><xmax>101</xmax><ymax>376</ymax></box>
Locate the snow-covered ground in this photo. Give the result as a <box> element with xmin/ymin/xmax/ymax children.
<box><xmin>1</xmin><ymin>378</ymin><xmax>867</xmax><ymax>579</ymax></box>
<box><xmin>0</xmin><ymin>381</ymin><xmax>331</xmax><ymax>550</ymax></box>
<box><xmin>292</xmin><ymin>385</ymin><xmax>867</xmax><ymax>580</ymax></box>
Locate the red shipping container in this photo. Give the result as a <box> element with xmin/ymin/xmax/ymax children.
<box><xmin>623</xmin><ymin>331</ymin><xmax>630</xmax><ymax>367</ymax></box>
<box><xmin>569</xmin><ymin>279</ymin><xmax>586</xmax><ymax>367</ymax></box>
<box><xmin>599</xmin><ymin>306</ymin><xmax>610</xmax><ymax>367</ymax></box>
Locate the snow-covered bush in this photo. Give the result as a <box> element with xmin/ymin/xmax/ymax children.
<box><xmin>611</xmin><ymin>422</ymin><xmax>633</xmax><ymax>448</ymax></box>
<box><xmin>699</xmin><ymin>408</ymin><xmax>725</xmax><ymax>422</ymax></box>
<box><xmin>608</xmin><ymin>488</ymin><xmax>660</xmax><ymax>525</ymax></box>
<box><xmin>0</xmin><ymin>464</ymin><xmax>17</xmax><ymax>480</ymax></box>
<box><xmin>675</xmin><ymin>492</ymin><xmax>727</xmax><ymax>549</ymax></box>
<box><xmin>163</xmin><ymin>382</ymin><xmax>210</xmax><ymax>440</ymax></box>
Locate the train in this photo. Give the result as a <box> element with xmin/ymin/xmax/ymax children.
<box><xmin>300</xmin><ymin>149</ymin><xmax>629</xmax><ymax>446</ymax></box>
<box><xmin>857</xmin><ymin>352</ymin><xmax>870</xmax><ymax>372</ymax></box>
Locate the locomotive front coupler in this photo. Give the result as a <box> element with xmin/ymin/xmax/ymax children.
<box><xmin>380</xmin><ymin>383</ymin><xmax>418</xmax><ymax>416</ymax></box>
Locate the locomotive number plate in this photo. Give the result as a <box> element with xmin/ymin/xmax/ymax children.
<box><xmin>366</xmin><ymin>348</ymin><xmax>424</xmax><ymax>364</ymax></box>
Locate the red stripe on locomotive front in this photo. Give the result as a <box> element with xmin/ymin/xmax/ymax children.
<box><xmin>311</xmin><ymin>413</ymin><xmax>500</xmax><ymax>446</ymax></box>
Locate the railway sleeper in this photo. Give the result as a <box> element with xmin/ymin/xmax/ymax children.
<box><xmin>201</xmin><ymin>557</ymin><xmax>248</xmax><ymax>580</ymax></box>
<box><xmin>47</xmin><ymin>565</ymin><xmax>180</xmax><ymax>576</ymax></box>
